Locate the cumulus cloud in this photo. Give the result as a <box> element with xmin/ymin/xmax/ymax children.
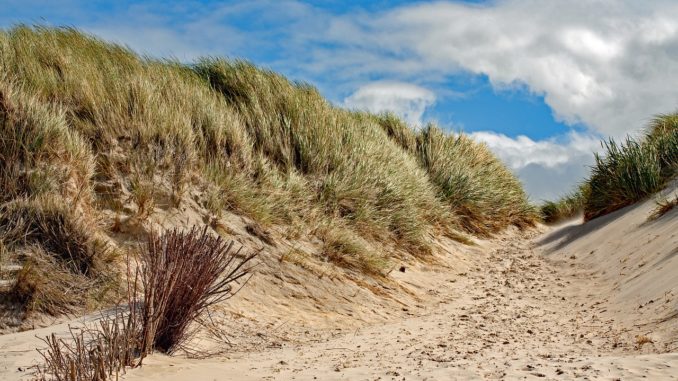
<box><xmin>470</xmin><ymin>131</ymin><xmax>600</xmax><ymax>170</ymax></box>
<box><xmin>470</xmin><ymin>131</ymin><xmax>600</xmax><ymax>201</ymax></box>
<box><xmin>343</xmin><ymin>81</ymin><xmax>435</xmax><ymax>126</ymax></box>
<box><xmin>317</xmin><ymin>0</ymin><xmax>678</xmax><ymax>199</ymax></box>
<box><xmin>319</xmin><ymin>0</ymin><xmax>678</xmax><ymax>138</ymax></box>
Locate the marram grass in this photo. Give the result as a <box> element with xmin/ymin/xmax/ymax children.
<box><xmin>0</xmin><ymin>26</ymin><xmax>535</xmax><ymax>315</ymax></box>
<box><xmin>584</xmin><ymin>116</ymin><xmax>678</xmax><ymax>220</ymax></box>
<box><xmin>540</xmin><ymin>184</ymin><xmax>589</xmax><ymax>224</ymax></box>
<box><xmin>542</xmin><ymin>114</ymin><xmax>677</xmax><ymax>222</ymax></box>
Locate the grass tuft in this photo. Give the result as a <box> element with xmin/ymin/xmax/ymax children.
<box><xmin>0</xmin><ymin>197</ymin><xmax>117</xmax><ymax>315</ymax></box>
<box><xmin>322</xmin><ymin>227</ymin><xmax>390</xmax><ymax>276</ymax></box>
<box><xmin>12</xmin><ymin>246</ymin><xmax>92</xmax><ymax>315</ymax></box>
<box><xmin>584</xmin><ymin>116</ymin><xmax>677</xmax><ymax>220</ymax></box>
<box><xmin>33</xmin><ymin>227</ymin><xmax>257</xmax><ymax>380</ymax></box>
<box><xmin>543</xmin><ymin>114</ymin><xmax>677</xmax><ymax>222</ymax></box>
<box><xmin>0</xmin><ymin>197</ymin><xmax>110</xmax><ymax>276</ymax></box>
<box><xmin>540</xmin><ymin>184</ymin><xmax>589</xmax><ymax>224</ymax></box>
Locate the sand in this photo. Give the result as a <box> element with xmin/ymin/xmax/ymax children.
<box><xmin>1</xmin><ymin>187</ymin><xmax>677</xmax><ymax>380</ymax></box>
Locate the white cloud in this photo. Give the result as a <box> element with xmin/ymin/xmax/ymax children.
<box><xmin>343</xmin><ymin>81</ymin><xmax>435</xmax><ymax>127</ymax></box>
<box><xmin>470</xmin><ymin>131</ymin><xmax>600</xmax><ymax>170</ymax></box>
<box><xmin>318</xmin><ymin>0</ymin><xmax>678</xmax><ymax>138</ymax></box>
<box><xmin>470</xmin><ymin>131</ymin><xmax>600</xmax><ymax>201</ymax></box>
<box><xmin>311</xmin><ymin>0</ymin><xmax>678</xmax><ymax>200</ymax></box>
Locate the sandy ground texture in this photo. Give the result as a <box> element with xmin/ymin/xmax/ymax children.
<box><xmin>1</xmin><ymin>188</ymin><xmax>677</xmax><ymax>380</ymax></box>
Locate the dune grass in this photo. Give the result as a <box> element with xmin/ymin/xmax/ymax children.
<box><xmin>542</xmin><ymin>114</ymin><xmax>678</xmax><ymax>222</ymax></box>
<box><xmin>584</xmin><ymin>115</ymin><xmax>678</xmax><ymax>220</ymax></box>
<box><xmin>0</xmin><ymin>196</ymin><xmax>117</xmax><ymax>315</ymax></box>
<box><xmin>0</xmin><ymin>26</ymin><xmax>535</xmax><ymax>315</ymax></box>
<box><xmin>373</xmin><ymin>113</ymin><xmax>537</xmax><ymax>234</ymax></box>
<box><xmin>540</xmin><ymin>184</ymin><xmax>589</xmax><ymax>224</ymax></box>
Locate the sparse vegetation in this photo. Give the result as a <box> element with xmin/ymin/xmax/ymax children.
<box><xmin>33</xmin><ymin>227</ymin><xmax>256</xmax><ymax>380</ymax></box>
<box><xmin>35</xmin><ymin>310</ymin><xmax>141</xmax><ymax>381</ymax></box>
<box><xmin>635</xmin><ymin>335</ymin><xmax>654</xmax><ymax>349</ymax></box>
<box><xmin>649</xmin><ymin>192</ymin><xmax>678</xmax><ymax>220</ymax></box>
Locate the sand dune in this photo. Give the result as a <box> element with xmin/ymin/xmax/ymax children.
<box><xmin>1</xmin><ymin>186</ymin><xmax>676</xmax><ymax>380</ymax></box>
<box><xmin>538</xmin><ymin>186</ymin><xmax>678</xmax><ymax>352</ymax></box>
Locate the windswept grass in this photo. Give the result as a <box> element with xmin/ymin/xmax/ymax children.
<box><xmin>584</xmin><ymin>115</ymin><xmax>678</xmax><ymax>220</ymax></box>
<box><xmin>540</xmin><ymin>184</ymin><xmax>589</xmax><ymax>224</ymax></box>
<box><xmin>374</xmin><ymin>114</ymin><xmax>536</xmax><ymax>234</ymax></box>
<box><xmin>0</xmin><ymin>25</ymin><xmax>535</xmax><ymax>304</ymax></box>
<box><xmin>543</xmin><ymin>114</ymin><xmax>677</xmax><ymax>222</ymax></box>
<box><xmin>321</xmin><ymin>227</ymin><xmax>389</xmax><ymax>276</ymax></box>
<box><xmin>414</xmin><ymin>126</ymin><xmax>536</xmax><ymax>234</ymax></box>
<box><xmin>194</xmin><ymin>59</ymin><xmax>454</xmax><ymax>252</ymax></box>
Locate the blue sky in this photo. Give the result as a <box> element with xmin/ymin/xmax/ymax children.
<box><xmin>3</xmin><ymin>0</ymin><xmax>678</xmax><ymax>200</ymax></box>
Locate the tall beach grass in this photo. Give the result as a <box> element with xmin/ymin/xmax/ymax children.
<box><xmin>541</xmin><ymin>114</ymin><xmax>678</xmax><ymax>222</ymax></box>
<box><xmin>0</xmin><ymin>26</ymin><xmax>536</xmax><ymax>315</ymax></box>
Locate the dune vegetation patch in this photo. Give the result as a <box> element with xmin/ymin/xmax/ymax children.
<box><xmin>540</xmin><ymin>184</ymin><xmax>589</xmax><ymax>224</ymax></box>
<box><xmin>648</xmin><ymin>191</ymin><xmax>678</xmax><ymax>221</ymax></box>
<box><xmin>541</xmin><ymin>114</ymin><xmax>678</xmax><ymax>222</ymax></box>
<box><xmin>0</xmin><ymin>26</ymin><xmax>535</xmax><ymax>321</ymax></box>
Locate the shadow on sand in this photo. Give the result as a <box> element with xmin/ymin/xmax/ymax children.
<box><xmin>536</xmin><ymin>202</ymin><xmax>647</xmax><ymax>254</ymax></box>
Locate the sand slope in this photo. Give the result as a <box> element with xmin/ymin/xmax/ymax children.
<box><xmin>1</xmin><ymin>187</ymin><xmax>677</xmax><ymax>380</ymax></box>
<box><xmin>538</xmin><ymin>185</ymin><xmax>678</xmax><ymax>351</ymax></box>
<box><xmin>121</xmin><ymin>216</ymin><xmax>677</xmax><ymax>381</ymax></box>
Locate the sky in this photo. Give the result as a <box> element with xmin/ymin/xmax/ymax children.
<box><xmin>3</xmin><ymin>0</ymin><xmax>678</xmax><ymax>201</ymax></box>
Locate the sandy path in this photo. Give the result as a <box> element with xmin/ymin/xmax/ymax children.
<box><xmin>123</xmin><ymin>229</ymin><xmax>678</xmax><ymax>380</ymax></box>
<box><xmin>3</xmin><ymin>207</ymin><xmax>676</xmax><ymax>381</ymax></box>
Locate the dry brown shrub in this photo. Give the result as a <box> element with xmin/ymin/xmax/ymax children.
<box><xmin>33</xmin><ymin>226</ymin><xmax>257</xmax><ymax>380</ymax></box>
<box><xmin>34</xmin><ymin>309</ymin><xmax>141</xmax><ymax>381</ymax></box>
<box><xmin>136</xmin><ymin>226</ymin><xmax>257</xmax><ymax>354</ymax></box>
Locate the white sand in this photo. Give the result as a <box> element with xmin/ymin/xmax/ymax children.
<box><xmin>2</xmin><ymin>187</ymin><xmax>677</xmax><ymax>380</ymax></box>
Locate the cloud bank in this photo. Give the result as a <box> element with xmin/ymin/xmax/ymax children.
<box><xmin>320</xmin><ymin>0</ymin><xmax>678</xmax><ymax>199</ymax></box>
<box><xmin>318</xmin><ymin>0</ymin><xmax>678</xmax><ymax>139</ymax></box>
<box><xmin>343</xmin><ymin>82</ymin><xmax>435</xmax><ymax>127</ymax></box>
<box><xmin>469</xmin><ymin>131</ymin><xmax>600</xmax><ymax>171</ymax></box>
<box><xmin>470</xmin><ymin>131</ymin><xmax>600</xmax><ymax>200</ymax></box>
